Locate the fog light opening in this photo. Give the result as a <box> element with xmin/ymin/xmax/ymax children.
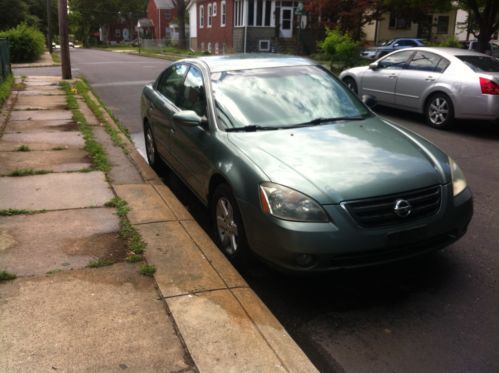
<box><xmin>296</xmin><ymin>254</ymin><xmax>316</xmax><ymax>268</ymax></box>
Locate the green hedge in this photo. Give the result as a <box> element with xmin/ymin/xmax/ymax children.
<box><xmin>0</xmin><ymin>24</ymin><xmax>45</xmax><ymax>63</ymax></box>
<box><xmin>0</xmin><ymin>74</ymin><xmax>14</xmax><ymax>107</ymax></box>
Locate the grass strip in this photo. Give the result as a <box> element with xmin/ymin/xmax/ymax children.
<box><xmin>0</xmin><ymin>270</ymin><xmax>17</xmax><ymax>281</ymax></box>
<box><xmin>105</xmin><ymin>196</ymin><xmax>130</xmax><ymax>217</ymax></box>
<box><xmin>76</xmin><ymin>78</ymin><xmax>132</xmax><ymax>142</ymax></box>
<box><xmin>60</xmin><ymin>82</ymin><xmax>110</xmax><ymax>173</ymax></box>
<box><xmin>0</xmin><ymin>208</ymin><xmax>47</xmax><ymax>216</ymax></box>
<box><xmin>0</xmin><ymin>74</ymin><xmax>14</xmax><ymax>107</ymax></box>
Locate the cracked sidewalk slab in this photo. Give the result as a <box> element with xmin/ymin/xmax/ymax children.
<box><xmin>0</xmin><ymin>132</ymin><xmax>84</xmax><ymax>151</ymax></box>
<box><xmin>0</xmin><ymin>264</ymin><xmax>193</xmax><ymax>372</ymax></box>
<box><xmin>0</xmin><ymin>208</ymin><xmax>124</xmax><ymax>276</ymax></box>
<box><xmin>14</xmin><ymin>95</ymin><xmax>67</xmax><ymax>111</ymax></box>
<box><xmin>0</xmin><ymin>171</ymin><xmax>114</xmax><ymax>210</ymax></box>
<box><xmin>0</xmin><ymin>149</ymin><xmax>91</xmax><ymax>174</ymax></box>
<box><xmin>9</xmin><ymin>110</ymin><xmax>73</xmax><ymax>122</ymax></box>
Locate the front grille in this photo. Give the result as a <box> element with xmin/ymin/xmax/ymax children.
<box><xmin>343</xmin><ymin>185</ymin><xmax>442</xmax><ymax>228</ymax></box>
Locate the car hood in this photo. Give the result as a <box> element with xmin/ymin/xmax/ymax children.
<box><xmin>228</xmin><ymin>117</ymin><xmax>447</xmax><ymax>204</ymax></box>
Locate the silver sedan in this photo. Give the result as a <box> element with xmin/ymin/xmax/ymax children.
<box><xmin>340</xmin><ymin>47</ymin><xmax>499</xmax><ymax>129</ymax></box>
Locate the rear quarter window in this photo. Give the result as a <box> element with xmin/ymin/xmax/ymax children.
<box><xmin>457</xmin><ymin>55</ymin><xmax>499</xmax><ymax>72</ymax></box>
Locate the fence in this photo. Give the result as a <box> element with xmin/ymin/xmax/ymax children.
<box><xmin>0</xmin><ymin>38</ymin><xmax>11</xmax><ymax>82</ymax></box>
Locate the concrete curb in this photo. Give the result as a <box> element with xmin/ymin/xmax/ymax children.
<box><xmin>83</xmin><ymin>88</ymin><xmax>318</xmax><ymax>372</ymax></box>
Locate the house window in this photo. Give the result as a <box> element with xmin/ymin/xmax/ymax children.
<box><xmin>437</xmin><ymin>16</ymin><xmax>449</xmax><ymax>34</ymax></box>
<box><xmin>208</xmin><ymin>4</ymin><xmax>212</xmax><ymax>27</ymax></box>
<box><xmin>234</xmin><ymin>0</ymin><xmax>244</xmax><ymax>26</ymax></box>
<box><xmin>213</xmin><ymin>2</ymin><xmax>217</xmax><ymax>16</ymax></box>
<box><xmin>259</xmin><ymin>39</ymin><xmax>270</xmax><ymax>51</ymax></box>
<box><xmin>208</xmin><ymin>42</ymin><xmax>212</xmax><ymax>53</ymax></box>
<box><xmin>215</xmin><ymin>42</ymin><xmax>219</xmax><ymax>54</ymax></box>
<box><xmin>221</xmin><ymin>0</ymin><xmax>226</xmax><ymax>26</ymax></box>
<box><xmin>389</xmin><ymin>14</ymin><xmax>411</xmax><ymax>30</ymax></box>
<box><xmin>200</xmin><ymin>5</ymin><xmax>204</xmax><ymax>28</ymax></box>
<box><xmin>248</xmin><ymin>0</ymin><xmax>272</xmax><ymax>27</ymax></box>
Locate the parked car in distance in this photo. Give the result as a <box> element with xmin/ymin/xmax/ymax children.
<box><xmin>466</xmin><ymin>39</ymin><xmax>499</xmax><ymax>58</ymax></box>
<box><xmin>341</xmin><ymin>47</ymin><xmax>499</xmax><ymax>129</ymax></box>
<box><xmin>141</xmin><ymin>54</ymin><xmax>473</xmax><ymax>272</ymax></box>
<box><xmin>360</xmin><ymin>38</ymin><xmax>425</xmax><ymax>59</ymax></box>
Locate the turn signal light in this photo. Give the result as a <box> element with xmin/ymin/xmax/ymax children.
<box><xmin>479</xmin><ymin>77</ymin><xmax>499</xmax><ymax>95</ymax></box>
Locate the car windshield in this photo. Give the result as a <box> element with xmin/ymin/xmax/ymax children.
<box><xmin>457</xmin><ymin>55</ymin><xmax>499</xmax><ymax>72</ymax></box>
<box><xmin>211</xmin><ymin>65</ymin><xmax>370</xmax><ymax>131</ymax></box>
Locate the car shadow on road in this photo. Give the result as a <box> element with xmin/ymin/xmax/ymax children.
<box><xmin>374</xmin><ymin>106</ymin><xmax>499</xmax><ymax>141</ymax></box>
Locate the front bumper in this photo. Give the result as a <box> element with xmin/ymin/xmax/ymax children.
<box><xmin>239</xmin><ymin>184</ymin><xmax>473</xmax><ymax>272</ymax></box>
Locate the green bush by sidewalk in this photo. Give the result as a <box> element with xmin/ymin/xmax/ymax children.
<box><xmin>0</xmin><ymin>74</ymin><xmax>14</xmax><ymax>107</ymax></box>
<box><xmin>319</xmin><ymin>28</ymin><xmax>364</xmax><ymax>72</ymax></box>
<box><xmin>0</xmin><ymin>24</ymin><xmax>45</xmax><ymax>63</ymax></box>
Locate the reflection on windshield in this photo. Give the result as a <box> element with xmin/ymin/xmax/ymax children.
<box><xmin>211</xmin><ymin>66</ymin><xmax>370</xmax><ymax>131</ymax></box>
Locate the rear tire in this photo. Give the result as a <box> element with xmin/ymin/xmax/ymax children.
<box><xmin>343</xmin><ymin>77</ymin><xmax>358</xmax><ymax>95</ymax></box>
<box><xmin>211</xmin><ymin>184</ymin><xmax>250</xmax><ymax>265</ymax></box>
<box><xmin>425</xmin><ymin>93</ymin><xmax>455</xmax><ymax>130</ymax></box>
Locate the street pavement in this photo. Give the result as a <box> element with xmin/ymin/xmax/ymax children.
<box><xmin>0</xmin><ymin>75</ymin><xmax>316</xmax><ymax>372</ymax></box>
<box><xmin>14</xmin><ymin>49</ymin><xmax>499</xmax><ymax>372</ymax></box>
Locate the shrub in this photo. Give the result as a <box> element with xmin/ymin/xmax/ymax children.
<box><xmin>437</xmin><ymin>37</ymin><xmax>462</xmax><ymax>48</ymax></box>
<box><xmin>319</xmin><ymin>28</ymin><xmax>362</xmax><ymax>71</ymax></box>
<box><xmin>0</xmin><ymin>24</ymin><xmax>45</xmax><ymax>63</ymax></box>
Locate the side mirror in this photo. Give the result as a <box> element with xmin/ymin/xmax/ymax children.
<box><xmin>369</xmin><ymin>62</ymin><xmax>379</xmax><ymax>70</ymax></box>
<box><xmin>362</xmin><ymin>94</ymin><xmax>377</xmax><ymax>108</ymax></box>
<box><xmin>173</xmin><ymin>110</ymin><xmax>207</xmax><ymax>127</ymax></box>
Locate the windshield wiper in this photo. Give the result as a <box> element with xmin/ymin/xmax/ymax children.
<box><xmin>282</xmin><ymin>116</ymin><xmax>365</xmax><ymax>129</ymax></box>
<box><xmin>226</xmin><ymin>124</ymin><xmax>277</xmax><ymax>132</ymax></box>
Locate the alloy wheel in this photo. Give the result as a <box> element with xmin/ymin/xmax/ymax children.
<box><xmin>145</xmin><ymin>127</ymin><xmax>156</xmax><ymax>165</ymax></box>
<box><xmin>428</xmin><ymin>97</ymin><xmax>449</xmax><ymax>126</ymax></box>
<box><xmin>215</xmin><ymin>197</ymin><xmax>239</xmax><ymax>256</ymax></box>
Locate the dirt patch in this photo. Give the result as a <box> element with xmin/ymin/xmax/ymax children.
<box><xmin>64</xmin><ymin>232</ymin><xmax>128</xmax><ymax>263</ymax></box>
<box><xmin>54</xmin><ymin>122</ymin><xmax>79</xmax><ymax>132</ymax></box>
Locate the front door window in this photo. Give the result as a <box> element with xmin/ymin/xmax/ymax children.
<box><xmin>280</xmin><ymin>7</ymin><xmax>293</xmax><ymax>38</ymax></box>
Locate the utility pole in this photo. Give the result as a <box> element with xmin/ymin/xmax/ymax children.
<box><xmin>58</xmin><ymin>0</ymin><xmax>72</xmax><ymax>79</ymax></box>
<box><xmin>47</xmin><ymin>0</ymin><xmax>52</xmax><ymax>53</ymax></box>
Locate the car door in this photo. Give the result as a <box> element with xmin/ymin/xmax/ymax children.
<box><xmin>395</xmin><ymin>51</ymin><xmax>448</xmax><ymax>110</ymax></box>
<box><xmin>169</xmin><ymin>65</ymin><xmax>213</xmax><ymax>196</ymax></box>
<box><xmin>361</xmin><ymin>50</ymin><xmax>414</xmax><ymax>105</ymax></box>
<box><xmin>152</xmin><ymin>63</ymin><xmax>188</xmax><ymax>168</ymax></box>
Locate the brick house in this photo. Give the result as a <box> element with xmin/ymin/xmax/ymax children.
<box><xmin>188</xmin><ymin>0</ymin><xmax>305</xmax><ymax>54</ymax></box>
<box><xmin>147</xmin><ymin>0</ymin><xmax>178</xmax><ymax>40</ymax></box>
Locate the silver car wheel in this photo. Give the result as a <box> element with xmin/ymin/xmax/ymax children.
<box><xmin>428</xmin><ymin>97</ymin><xmax>449</xmax><ymax>126</ymax></box>
<box><xmin>216</xmin><ymin>197</ymin><xmax>239</xmax><ymax>255</ymax></box>
<box><xmin>145</xmin><ymin>127</ymin><xmax>156</xmax><ymax>165</ymax></box>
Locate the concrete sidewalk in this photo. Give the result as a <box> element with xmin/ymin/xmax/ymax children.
<box><xmin>0</xmin><ymin>76</ymin><xmax>317</xmax><ymax>372</ymax></box>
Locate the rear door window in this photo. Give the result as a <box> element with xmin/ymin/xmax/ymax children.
<box><xmin>406</xmin><ymin>51</ymin><xmax>447</xmax><ymax>72</ymax></box>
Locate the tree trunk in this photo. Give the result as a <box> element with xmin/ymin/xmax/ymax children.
<box><xmin>177</xmin><ymin>0</ymin><xmax>187</xmax><ymax>49</ymax></box>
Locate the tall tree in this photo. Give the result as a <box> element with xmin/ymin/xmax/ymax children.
<box><xmin>305</xmin><ymin>0</ymin><xmax>385</xmax><ymax>40</ymax></box>
<box><xmin>172</xmin><ymin>0</ymin><xmax>191</xmax><ymax>49</ymax></box>
<box><xmin>459</xmin><ymin>0</ymin><xmax>499</xmax><ymax>52</ymax></box>
<box><xmin>0</xmin><ymin>0</ymin><xmax>29</xmax><ymax>30</ymax></box>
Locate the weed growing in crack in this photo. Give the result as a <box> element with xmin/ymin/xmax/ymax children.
<box><xmin>0</xmin><ymin>270</ymin><xmax>17</xmax><ymax>281</ymax></box>
<box><xmin>16</xmin><ymin>145</ymin><xmax>31</xmax><ymax>152</ymax></box>
<box><xmin>7</xmin><ymin>168</ymin><xmax>51</xmax><ymax>177</ymax></box>
<box><xmin>140</xmin><ymin>264</ymin><xmax>156</xmax><ymax>276</ymax></box>
<box><xmin>87</xmin><ymin>258</ymin><xmax>114</xmax><ymax>268</ymax></box>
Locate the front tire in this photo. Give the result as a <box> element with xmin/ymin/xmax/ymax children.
<box><xmin>144</xmin><ymin>123</ymin><xmax>161</xmax><ymax>172</ymax></box>
<box><xmin>211</xmin><ymin>184</ymin><xmax>250</xmax><ymax>265</ymax></box>
<box><xmin>425</xmin><ymin>93</ymin><xmax>454</xmax><ymax>130</ymax></box>
<box><xmin>343</xmin><ymin>77</ymin><xmax>358</xmax><ymax>95</ymax></box>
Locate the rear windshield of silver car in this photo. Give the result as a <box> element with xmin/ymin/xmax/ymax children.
<box><xmin>457</xmin><ymin>55</ymin><xmax>499</xmax><ymax>72</ymax></box>
<box><xmin>211</xmin><ymin>65</ymin><xmax>370</xmax><ymax>131</ymax></box>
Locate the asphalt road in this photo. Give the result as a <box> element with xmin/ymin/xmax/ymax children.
<box><xmin>16</xmin><ymin>49</ymin><xmax>499</xmax><ymax>372</ymax></box>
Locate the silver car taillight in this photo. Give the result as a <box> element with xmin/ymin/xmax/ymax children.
<box><xmin>479</xmin><ymin>77</ymin><xmax>499</xmax><ymax>95</ymax></box>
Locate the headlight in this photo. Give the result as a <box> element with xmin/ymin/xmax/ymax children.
<box><xmin>449</xmin><ymin>157</ymin><xmax>467</xmax><ymax>197</ymax></box>
<box><xmin>259</xmin><ymin>182</ymin><xmax>329</xmax><ymax>222</ymax></box>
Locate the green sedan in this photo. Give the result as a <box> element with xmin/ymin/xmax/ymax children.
<box><xmin>140</xmin><ymin>54</ymin><xmax>473</xmax><ymax>272</ymax></box>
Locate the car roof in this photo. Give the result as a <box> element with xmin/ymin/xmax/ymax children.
<box><xmin>395</xmin><ymin>47</ymin><xmax>490</xmax><ymax>58</ymax></box>
<box><xmin>183</xmin><ymin>54</ymin><xmax>315</xmax><ymax>73</ymax></box>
